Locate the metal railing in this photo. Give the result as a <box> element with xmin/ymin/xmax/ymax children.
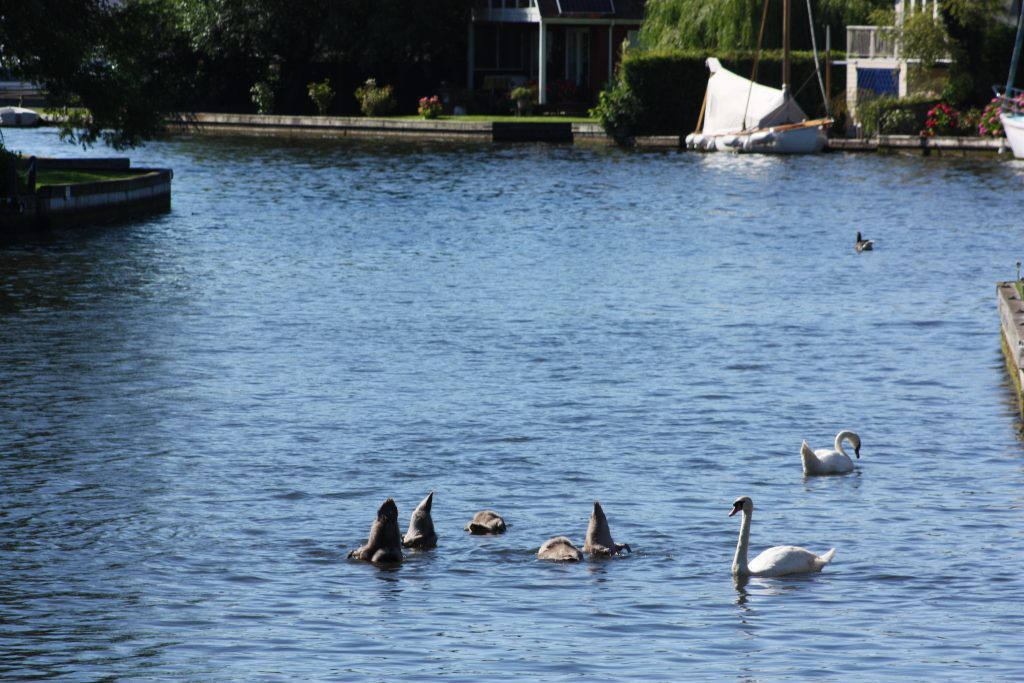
<box><xmin>847</xmin><ymin>26</ymin><xmax>900</xmax><ymax>60</ymax></box>
<box><xmin>472</xmin><ymin>0</ymin><xmax>540</xmax><ymax>22</ymax></box>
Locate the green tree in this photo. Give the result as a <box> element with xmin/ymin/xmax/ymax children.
<box><xmin>174</xmin><ymin>0</ymin><xmax>472</xmax><ymax>113</ymax></box>
<box><xmin>939</xmin><ymin>0</ymin><xmax>1016</xmax><ymax>107</ymax></box>
<box><xmin>1</xmin><ymin>0</ymin><xmax>194</xmax><ymax>148</ymax></box>
<box><xmin>638</xmin><ymin>0</ymin><xmax>892</xmax><ymax>52</ymax></box>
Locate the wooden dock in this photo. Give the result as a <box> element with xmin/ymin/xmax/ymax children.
<box><xmin>997</xmin><ymin>282</ymin><xmax>1024</xmax><ymax>418</ymax></box>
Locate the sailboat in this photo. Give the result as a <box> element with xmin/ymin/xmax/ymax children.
<box><xmin>998</xmin><ymin>2</ymin><xmax>1024</xmax><ymax>158</ymax></box>
<box><xmin>685</xmin><ymin>0</ymin><xmax>831</xmax><ymax>154</ymax></box>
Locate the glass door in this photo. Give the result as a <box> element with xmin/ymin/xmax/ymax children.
<box><xmin>565</xmin><ymin>28</ymin><xmax>589</xmax><ymax>87</ymax></box>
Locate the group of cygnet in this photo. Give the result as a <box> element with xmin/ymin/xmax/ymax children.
<box><xmin>349</xmin><ymin>430</ymin><xmax>864</xmax><ymax>577</ymax></box>
<box><xmin>348</xmin><ymin>493</ymin><xmax>629</xmax><ymax>566</ymax></box>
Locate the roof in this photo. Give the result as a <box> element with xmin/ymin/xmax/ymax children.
<box><xmin>537</xmin><ymin>0</ymin><xmax>644</xmax><ymax>20</ymax></box>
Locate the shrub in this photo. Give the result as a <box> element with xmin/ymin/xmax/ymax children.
<box><xmin>921</xmin><ymin>102</ymin><xmax>960</xmax><ymax>136</ymax></box>
<box><xmin>250</xmin><ymin>81</ymin><xmax>276</xmax><ymax>114</ymax></box>
<box><xmin>589</xmin><ymin>80</ymin><xmax>642</xmax><ymax>144</ymax></box>
<box><xmin>307</xmin><ymin>79</ymin><xmax>335</xmax><ymax>115</ymax></box>
<box><xmin>354</xmin><ymin>78</ymin><xmax>396</xmax><ymax>117</ymax></box>
<box><xmin>960</xmin><ymin>107</ymin><xmax>982</xmax><ymax>134</ymax></box>
<box><xmin>418</xmin><ymin>95</ymin><xmax>443</xmax><ymax>119</ymax></box>
<box><xmin>856</xmin><ymin>94</ymin><xmax>936</xmax><ymax>137</ymax></box>
<box><xmin>879</xmin><ymin>108</ymin><xmax>918</xmax><ymax>134</ymax></box>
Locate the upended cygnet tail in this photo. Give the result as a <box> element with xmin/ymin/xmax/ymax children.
<box><xmin>402</xmin><ymin>491</ymin><xmax>438</xmax><ymax>549</ymax></box>
<box><xmin>348</xmin><ymin>497</ymin><xmax>403</xmax><ymax>564</ymax></box>
<box><xmin>582</xmin><ymin>501</ymin><xmax>631</xmax><ymax>556</ymax></box>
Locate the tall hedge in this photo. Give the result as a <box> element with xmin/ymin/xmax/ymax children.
<box><xmin>619</xmin><ymin>49</ymin><xmax>846</xmax><ymax>135</ymax></box>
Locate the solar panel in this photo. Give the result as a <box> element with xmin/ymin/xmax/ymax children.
<box><xmin>556</xmin><ymin>0</ymin><xmax>615</xmax><ymax>15</ymax></box>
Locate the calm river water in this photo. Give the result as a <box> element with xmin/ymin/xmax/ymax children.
<box><xmin>2</xmin><ymin>127</ymin><xmax>1023</xmax><ymax>680</ymax></box>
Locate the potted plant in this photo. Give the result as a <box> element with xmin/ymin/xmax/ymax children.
<box><xmin>307</xmin><ymin>79</ymin><xmax>335</xmax><ymax>115</ymax></box>
<box><xmin>509</xmin><ymin>85</ymin><xmax>537</xmax><ymax>116</ymax></box>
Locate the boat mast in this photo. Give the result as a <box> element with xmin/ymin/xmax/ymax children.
<box><xmin>782</xmin><ymin>0</ymin><xmax>791</xmax><ymax>95</ymax></box>
<box><xmin>1006</xmin><ymin>1</ymin><xmax>1024</xmax><ymax>99</ymax></box>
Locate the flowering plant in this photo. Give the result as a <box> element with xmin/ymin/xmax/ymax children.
<box><xmin>418</xmin><ymin>95</ymin><xmax>443</xmax><ymax>119</ymax></box>
<box><xmin>974</xmin><ymin>102</ymin><xmax>1000</xmax><ymax>137</ymax></box>
<box><xmin>921</xmin><ymin>102</ymin><xmax>960</xmax><ymax>137</ymax></box>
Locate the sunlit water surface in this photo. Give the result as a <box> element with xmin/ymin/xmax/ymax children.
<box><xmin>2</xmin><ymin>128</ymin><xmax>1023</xmax><ymax>679</ymax></box>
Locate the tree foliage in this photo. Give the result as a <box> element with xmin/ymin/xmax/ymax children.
<box><xmin>638</xmin><ymin>0</ymin><xmax>892</xmax><ymax>52</ymax></box>
<box><xmin>939</xmin><ymin>0</ymin><xmax>1017</xmax><ymax>107</ymax></box>
<box><xmin>1</xmin><ymin>0</ymin><xmax>194</xmax><ymax>148</ymax></box>
<box><xmin>0</xmin><ymin>0</ymin><xmax>472</xmax><ymax>146</ymax></box>
<box><xmin>174</xmin><ymin>0</ymin><xmax>472</xmax><ymax>113</ymax></box>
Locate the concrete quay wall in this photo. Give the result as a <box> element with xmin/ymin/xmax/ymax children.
<box><xmin>997</xmin><ymin>282</ymin><xmax>1024</xmax><ymax>418</ymax></box>
<box><xmin>173</xmin><ymin>114</ymin><xmax>1013</xmax><ymax>153</ymax></box>
<box><xmin>1</xmin><ymin>160</ymin><xmax>172</xmax><ymax>232</ymax></box>
<box><xmin>34</xmin><ymin>168</ymin><xmax>172</xmax><ymax>227</ymax></box>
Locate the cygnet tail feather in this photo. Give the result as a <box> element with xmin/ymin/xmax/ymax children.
<box><xmin>816</xmin><ymin>548</ymin><xmax>836</xmax><ymax>569</ymax></box>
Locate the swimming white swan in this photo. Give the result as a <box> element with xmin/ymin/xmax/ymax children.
<box><xmin>800</xmin><ymin>431</ymin><xmax>861</xmax><ymax>476</ymax></box>
<box><xmin>729</xmin><ymin>496</ymin><xmax>835</xmax><ymax>577</ymax></box>
<box><xmin>855</xmin><ymin>231</ymin><xmax>874</xmax><ymax>252</ymax></box>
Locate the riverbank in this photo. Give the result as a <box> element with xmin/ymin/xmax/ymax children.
<box><xmin>0</xmin><ymin>156</ymin><xmax>172</xmax><ymax>232</ymax></box>
<box><xmin>997</xmin><ymin>281</ymin><xmax>1024</xmax><ymax>418</ymax></box>
<box><xmin>166</xmin><ymin>112</ymin><xmax>1012</xmax><ymax>153</ymax></box>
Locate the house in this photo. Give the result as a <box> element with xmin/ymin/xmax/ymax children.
<box><xmin>468</xmin><ymin>0</ymin><xmax>645</xmax><ymax>109</ymax></box>
<box><xmin>845</xmin><ymin>0</ymin><xmax>1020</xmax><ymax>124</ymax></box>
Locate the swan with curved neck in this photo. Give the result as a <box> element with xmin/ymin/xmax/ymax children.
<box><xmin>801</xmin><ymin>431</ymin><xmax>861</xmax><ymax>475</ymax></box>
<box><xmin>729</xmin><ymin>496</ymin><xmax>835</xmax><ymax>577</ymax></box>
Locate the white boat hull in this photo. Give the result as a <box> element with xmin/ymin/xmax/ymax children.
<box><xmin>0</xmin><ymin>106</ymin><xmax>39</xmax><ymax>127</ymax></box>
<box><xmin>686</xmin><ymin>121</ymin><xmax>827</xmax><ymax>155</ymax></box>
<box><xmin>1000</xmin><ymin>112</ymin><xmax>1024</xmax><ymax>158</ymax></box>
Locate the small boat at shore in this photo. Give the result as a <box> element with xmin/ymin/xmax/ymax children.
<box><xmin>685</xmin><ymin>59</ymin><xmax>829</xmax><ymax>154</ymax></box>
<box><xmin>0</xmin><ymin>106</ymin><xmax>40</xmax><ymax>127</ymax></box>
<box><xmin>686</xmin><ymin>0</ymin><xmax>830</xmax><ymax>154</ymax></box>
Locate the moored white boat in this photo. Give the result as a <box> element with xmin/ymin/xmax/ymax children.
<box><xmin>0</xmin><ymin>106</ymin><xmax>40</xmax><ymax>127</ymax></box>
<box><xmin>685</xmin><ymin>59</ymin><xmax>828</xmax><ymax>154</ymax></box>
<box><xmin>999</xmin><ymin>4</ymin><xmax>1024</xmax><ymax>158</ymax></box>
<box><xmin>1000</xmin><ymin>109</ymin><xmax>1024</xmax><ymax>158</ymax></box>
<box><xmin>685</xmin><ymin>0</ymin><xmax>830</xmax><ymax>155</ymax></box>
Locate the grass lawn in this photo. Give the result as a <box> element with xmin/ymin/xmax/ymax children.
<box><xmin>35</xmin><ymin>169</ymin><xmax>145</xmax><ymax>189</ymax></box>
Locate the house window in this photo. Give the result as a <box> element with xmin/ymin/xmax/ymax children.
<box><xmin>499</xmin><ymin>26</ymin><xmax>525</xmax><ymax>69</ymax></box>
<box><xmin>565</xmin><ymin>28</ymin><xmax>590</xmax><ymax>86</ymax></box>
<box><xmin>475</xmin><ymin>25</ymin><xmax>498</xmax><ymax>68</ymax></box>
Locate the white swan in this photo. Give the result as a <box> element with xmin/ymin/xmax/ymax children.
<box><xmin>800</xmin><ymin>431</ymin><xmax>861</xmax><ymax>475</ymax></box>
<box><xmin>729</xmin><ymin>496</ymin><xmax>835</xmax><ymax>577</ymax></box>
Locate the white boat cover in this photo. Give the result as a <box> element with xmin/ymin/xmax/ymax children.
<box><xmin>701</xmin><ymin>58</ymin><xmax>808</xmax><ymax>135</ymax></box>
<box><xmin>0</xmin><ymin>106</ymin><xmax>40</xmax><ymax>127</ymax></box>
